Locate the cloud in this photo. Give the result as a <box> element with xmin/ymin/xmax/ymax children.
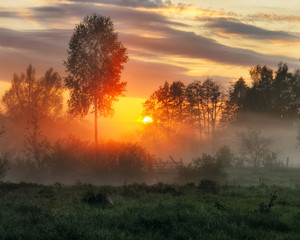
<box><xmin>249</xmin><ymin>13</ymin><xmax>300</xmax><ymax>23</ymax></box>
<box><xmin>0</xmin><ymin>27</ymin><xmax>71</xmax><ymax>81</ymax></box>
<box><xmin>0</xmin><ymin>10</ymin><xmax>18</xmax><ymax>18</ymax></box>
<box><xmin>122</xmin><ymin>59</ymin><xmax>191</xmax><ymax>97</ymax></box>
<box><xmin>29</xmin><ymin>3</ymin><xmax>186</xmax><ymax>28</ymax></box>
<box><xmin>66</xmin><ymin>0</ymin><xmax>172</xmax><ymax>8</ymax></box>
<box><xmin>0</xmin><ymin>28</ymin><xmax>71</xmax><ymax>55</ymax></box>
<box><xmin>205</xmin><ymin>18</ymin><xmax>300</xmax><ymax>41</ymax></box>
<box><xmin>120</xmin><ymin>28</ymin><xmax>298</xmax><ymax>68</ymax></box>
<box><xmin>29</xmin><ymin>4</ymin><xmax>299</xmax><ymax>68</ymax></box>
<box><xmin>0</xmin><ymin>3</ymin><xmax>298</xmax><ymax>77</ymax></box>
<box><xmin>0</xmin><ymin>0</ymin><xmax>299</xmax><ymax>95</ymax></box>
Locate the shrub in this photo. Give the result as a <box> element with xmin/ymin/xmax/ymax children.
<box><xmin>215</xmin><ymin>145</ymin><xmax>234</xmax><ymax>167</ymax></box>
<box><xmin>177</xmin><ymin>153</ymin><xmax>226</xmax><ymax>182</ymax></box>
<box><xmin>198</xmin><ymin>179</ymin><xmax>220</xmax><ymax>194</ymax></box>
<box><xmin>262</xmin><ymin>152</ymin><xmax>284</xmax><ymax>170</ymax></box>
<box><xmin>193</xmin><ymin>153</ymin><xmax>226</xmax><ymax>180</ymax></box>
<box><xmin>82</xmin><ymin>191</ymin><xmax>110</xmax><ymax>207</ymax></box>
<box><xmin>42</xmin><ymin>137</ymin><xmax>155</xmax><ymax>182</ymax></box>
<box><xmin>0</xmin><ymin>154</ymin><xmax>10</xmax><ymax>179</ymax></box>
<box><xmin>147</xmin><ymin>183</ymin><xmax>182</xmax><ymax>196</ymax></box>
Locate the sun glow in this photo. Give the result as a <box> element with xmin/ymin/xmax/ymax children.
<box><xmin>142</xmin><ymin>116</ymin><xmax>153</xmax><ymax>124</ymax></box>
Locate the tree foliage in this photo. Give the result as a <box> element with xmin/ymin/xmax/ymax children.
<box><xmin>2</xmin><ymin>65</ymin><xmax>62</xmax><ymax>122</ymax></box>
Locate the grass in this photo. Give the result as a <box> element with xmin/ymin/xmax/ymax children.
<box><xmin>225</xmin><ymin>167</ymin><xmax>300</xmax><ymax>187</ymax></box>
<box><xmin>0</xmin><ymin>172</ymin><xmax>299</xmax><ymax>240</ymax></box>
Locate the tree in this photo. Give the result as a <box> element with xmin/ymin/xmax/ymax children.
<box><xmin>201</xmin><ymin>79</ymin><xmax>223</xmax><ymax>137</ymax></box>
<box><xmin>64</xmin><ymin>14</ymin><xmax>128</xmax><ymax>147</ymax></box>
<box><xmin>272</xmin><ymin>62</ymin><xmax>291</xmax><ymax>115</ymax></box>
<box><xmin>290</xmin><ymin>70</ymin><xmax>300</xmax><ymax>117</ymax></box>
<box><xmin>155</xmin><ymin>82</ymin><xmax>171</xmax><ymax>128</ymax></box>
<box><xmin>239</xmin><ymin>128</ymin><xmax>272</xmax><ymax>168</ymax></box>
<box><xmin>2</xmin><ymin>65</ymin><xmax>63</xmax><ymax>122</ymax></box>
<box><xmin>249</xmin><ymin>65</ymin><xmax>274</xmax><ymax>112</ymax></box>
<box><xmin>169</xmin><ymin>81</ymin><xmax>186</xmax><ymax>125</ymax></box>
<box><xmin>186</xmin><ymin>81</ymin><xmax>203</xmax><ymax>139</ymax></box>
<box><xmin>2</xmin><ymin>65</ymin><xmax>63</xmax><ymax>166</ymax></box>
<box><xmin>229</xmin><ymin>77</ymin><xmax>249</xmax><ymax>110</ymax></box>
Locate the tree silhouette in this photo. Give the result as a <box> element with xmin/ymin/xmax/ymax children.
<box><xmin>2</xmin><ymin>65</ymin><xmax>62</xmax><ymax>166</ymax></box>
<box><xmin>239</xmin><ymin>128</ymin><xmax>272</xmax><ymax>168</ymax></box>
<box><xmin>201</xmin><ymin>79</ymin><xmax>223</xmax><ymax>137</ymax></box>
<box><xmin>186</xmin><ymin>81</ymin><xmax>203</xmax><ymax>138</ymax></box>
<box><xmin>2</xmin><ymin>65</ymin><xmax>62</xmax><ymax>122</ymax></box>
<box><xmin>249</xmin><ymin>65</ymin><xmax>273</xmax><ymax>112</ymax></box>
<box><xmin>169</xmin><ymin>81</ymin><xmax>186</xmax><ymax>125</ymax></box>
<box><xmin>64</xmin><ymin>14</ymin><xmax>128</xmax><ymax>147</ymax></box>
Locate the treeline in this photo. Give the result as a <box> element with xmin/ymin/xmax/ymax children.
<box><xmin>143</xmin><ymin>62</ymin><xmax>300</xmax><ymax>140</ymax></box>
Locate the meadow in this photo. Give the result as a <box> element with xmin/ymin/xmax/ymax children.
<box><xmin>0</xmin><ymin>168</ymin><xmax>299</xmax><ymax>240</ymax></box>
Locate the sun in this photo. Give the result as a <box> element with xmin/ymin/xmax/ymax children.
<box><xmin>142</xmin><ymin>116</ymin><xmax>153</xmax><ymax>124</ymax></box>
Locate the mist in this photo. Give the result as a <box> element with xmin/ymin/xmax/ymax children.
<box><xmin>0</xmin><ymin>65</ymin><xmax>300</xmax><ymax>186</ymax></box>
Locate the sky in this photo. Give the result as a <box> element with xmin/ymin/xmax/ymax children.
<box><xmin>0</xmin><ymin>0</ymin><xmax>300</xmax><ymax>138</ymax></box>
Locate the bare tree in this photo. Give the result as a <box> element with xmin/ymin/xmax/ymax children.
<box><xmin>239</xmin><ymin>128</ymin><xmax>272</xmax><ymax>168</ymax></box>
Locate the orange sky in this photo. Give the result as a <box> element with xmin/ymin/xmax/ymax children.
<box><xmin>0</xmin><ymin>0</ymin><xmax>300</xmax><ymax>139</ymax></box>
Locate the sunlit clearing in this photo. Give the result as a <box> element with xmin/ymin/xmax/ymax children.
<box><xmin>142</xmin><ymin>116</ymin><xmax>153</xmax><ymax>124</ymax></box>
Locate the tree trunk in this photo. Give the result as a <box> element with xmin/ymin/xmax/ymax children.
<box><xmin>94</xmin><ymin>95</ymin><xmax>98</xmax><ymax>148</ymax></box>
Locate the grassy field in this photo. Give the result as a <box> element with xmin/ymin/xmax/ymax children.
<box><xmin>0</xmin><ymin>169</ymin><xmax>299</xmax><ymax>240</ymax></box>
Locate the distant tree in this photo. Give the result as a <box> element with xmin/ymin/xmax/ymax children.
<box><xmin>201</xmin><ymin>79</ymin><xmax>223</xmax><ymax>137</ymax></box>
<box><xmin>2</xmin><ymin>65</ymin><xmax>63</xmax><ymax>166</ymax></box>
<box><xmin>142</xmin><ymin>93</ymin><xmax>160</xmax><ymax>140</ymax></box>
<box><xmin>186</xmin><ymin>81</ymin><xmax>203</xmax><ymax>138</ymax></box>
<box><xmin>222</xmin><ymin>77</ymin><xmax>248</xmax><ymax>124</ymax></box>
<box><xmin>142</xmin><ymin>78</ymin><xmax>224</xmax><ymax>140</ymax></box>
<box><xmin>229</xmin><ymin>77</ymin><xmax>249</xmax><ymax>111</ymax></box>
<box><xmin>249</xmin><ymin>65</ymin><xmax>274</xmax><ymax>112</ymax></box>
<box><xmin>169</xmin><ymin>81</ymin><xmax>186</xmax><ymax>125</ymax></box>
<box><xmin>239</xmin><ymin>128</ymin><xmax>272</xmax><ymax>168</ymax></box>
<box><xmin>155</xmin><ymin>82</ymin><xmax>171</xmax><ymax>127</ymax></box>
<box><xmin>64</xmin><ymin>14</ymin><xmax>128</xmax><ymax>147</ymax></box>
<box><xmin>2</xmin><ymin>65</ymin><xmax>63</xmax><ymax>122</ymax></box>
<box><xmin>271</xmin><ymin>62</ymin><xmax>293</xmax><ymax>117</ymax></box>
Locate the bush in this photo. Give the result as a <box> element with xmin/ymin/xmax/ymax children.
<box><xmin>46</xmin><ymin>136</ymin><xmax>91</xmax><ymax>172</ymax></box>
<box><xmin>193</xmin><ymin>153</ymin><xmax>226</xmax><ymax>179</ymax></box>
<box><xmin>215</xmin><ymin>145</ymin><xmax>234</xmax><ymax>167</ymax></box>
<box><xmin>198</xmin><ymin>179</ymin><xmax>220</xmax><ymax>194</ymax></box>
<box><xmin>147</xmin><ymin>183</ymin><xmax>182</xmax><ymax>196</ymax></box>
<box><xmin>0</xmin><ymin>154</ymin><xmax>10</xmax><ymax>179</ymax></box>
<box><xmin>82</xmin><ymin>191</ymin><xmax>110</xmax><ymax>207</ymax></box>
<box><xmin>262</xmin><ymin>152</ymin><xmax>284</xmax><ymax>170</ymax></box>
<box><xmin>177</xmin><ymin>153</ymin><xmax>226</xmax><ymax>182</ymax></box>
<box><xmin>42</xmin><ymin>137</ymin><xmax>155</xmax><ymax>182</ymax></box>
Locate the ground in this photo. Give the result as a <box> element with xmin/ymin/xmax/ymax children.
<box><xmin>0</xmin><ymin>168</ymin><xmax>299</xmax><ymax>239</ymax></box>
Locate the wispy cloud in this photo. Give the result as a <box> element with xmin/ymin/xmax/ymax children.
<box><xmin>249</xmin><ymin>13</ymin><xmax>300</xmax><ymax>23</ymax></box>
<box><xmin>65</xmin><ymin>0</ymin><xmax>172</xmax><ymax>8</ymax></box>
<box><xmin>204</xmin><ymin>18</ymin><xmax>300</xmax><ymax>41</ymax></box>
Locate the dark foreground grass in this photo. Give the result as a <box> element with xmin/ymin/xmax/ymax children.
<box><xmin>0</xmin><ymin>181</ymin><xmax>299</xmax><ymax>240</ymax></box>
